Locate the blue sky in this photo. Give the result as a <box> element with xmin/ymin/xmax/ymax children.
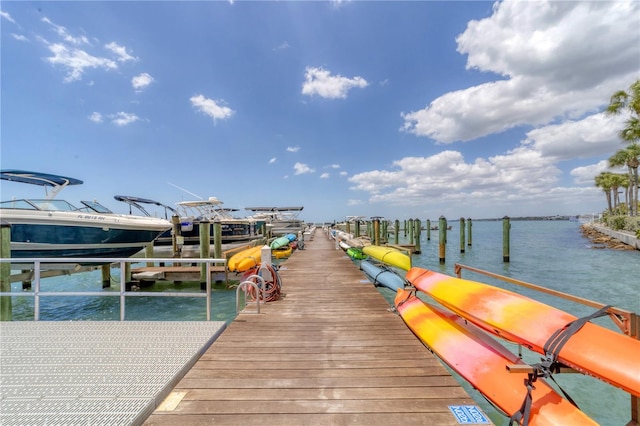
<box><xmin>1</xmin><ymin>1</ymin><xmax>639</xmax><ymax>223</ymax></box>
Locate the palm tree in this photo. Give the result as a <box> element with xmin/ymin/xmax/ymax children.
<box><xmin>606</xmin><ymin>79</ymin><xmax>640</xmax><ymax>143</ymax></box>
<box><xmin>609</xmin><ymin>144</ymin><xmax>640</xmax><ymax>216</ymax></box>
<box><xmin>595</xmin><ymin>172</ymin><xmax>615</xmax><ymax>214</ymax></box>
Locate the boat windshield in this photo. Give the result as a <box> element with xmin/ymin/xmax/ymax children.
<box><xmin>80</xmin><ymin>200</ymin><xmax>113</xmax><ymax>214</ymax></box>
<box><xmin>0</xmin><ymin>199</ymin><xmax>79</xmax><ymax>211</ymax></box>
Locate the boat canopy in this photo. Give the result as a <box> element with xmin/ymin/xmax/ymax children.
<box><xmin>1</xmin><ymin>170</ymin><xmax>83</xmax><ymax>187</ymax></box>
<box><xmin>1</xmin><ymin>169</ymin><xmax>84</xmax><ymax>200</ymax></box>
<box><xmin>114</xmin><ymin>195</ymin><xmax>177</xmax><ymax>218</ymax></box>
<box><xmin>245</xmin><ymin>206</ymin><xmax>304</xmax><ymax>212</ymax></box>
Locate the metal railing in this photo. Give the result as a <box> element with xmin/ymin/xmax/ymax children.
<box><xmin>0</xmin><ymin>257</ymin><xmax>226</xmax><ymax>321</ymax></box>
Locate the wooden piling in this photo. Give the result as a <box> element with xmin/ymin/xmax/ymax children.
<box><xmin>171</xmin><ymin>215</ymin><xmax>181</xmax><ymax>258</ymax></box>
<box><xmin>503</xmin><ymin>216</ymin><xmax>510</xmax><ymax>263</ymax></box>
<box><xmin>199</xmin><ymin>220</ymin><xmax>211</xmax><ymax>283</ymax></box>
<box><xmin>354</xmin><ymin>220</ymin><xmax>360</xmax><ymax>238</ymax></box>
<box><xmin>438</xmin><ymin>216</ymin><xmax>447</xmax><ymax>264</ymax></box>
<box><xmin>408</xmin><ymin>218</ymin><xmax>414</xmax><ymax>245</ymax></box>
<box><xmin>467</xmin><ymin>218</ymin><xmax>473</xmax><ymax>247</ymax></box>
<box><xmin>381</xmin><ymin>220</ymin><xmax>388</xmax><ymax>244</ymax></box>
<box><xmin>394</xmin><ymin>220</ymin><xmax>400</xmax><ymax>245</ymax></box>
<box><xmin>426</xmin><ymin>219</ymin><xmax>431</xmax><ymax>241</ymax></box>
<box><xmin>373</xmin><ymin>219</ymin><xmax>380</xmax><ymax>246</ymax></box>
<box><xmin>101</xmin><ymin>265</ymin><xmax>110</xmax><ymax>288</ymax></box>
<box><xmin>145</xmin><ymin>243</ymin><xmax>154</xmax><ymax>268</ymax></box>
<box><xmin>459</xmin><ymin>217</ymin><xmax>466</xmax><ymax>254</ymax></box>
<box><xmin>1</xmin><ymin>221</ymin><xmax>12</xmax><ymax>321</ymax></box>
<box><xmin>414</xmin><ymin>218</ymin><xmax>422</xmax><ymax>254</ymax></box>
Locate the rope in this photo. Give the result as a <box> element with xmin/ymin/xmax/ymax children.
<box><xmin>241</xmin><ymin>264</ymin><xmax>282</xmax><ymax>302</ymax></box>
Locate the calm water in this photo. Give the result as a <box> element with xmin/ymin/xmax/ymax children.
<box><xmin>6</xmin><ymin>220</ymin><xmax>639</xmax><ymax>425</ymax></box>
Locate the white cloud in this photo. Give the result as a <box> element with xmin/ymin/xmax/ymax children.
<box><xmin>110</xmin><ymin>112</ymin><xmax>140</xmax><ymax>126</ymax></box>
<box><xmin>286</xmin><ymin>146</ymin><xmax>300</xmax><ymax>152</ymax></box>
<box><xmin>348</xmin><ymin>199</ymin><xmax>364</xmax><ymax>206</ymax></box>
<box><xmin>1</xmin><ymin>11</ymin><xmax>15</xmax><ymax>23</ymax></box>
<box><xmin>401</xmin><ymin>0</ymin><xmax>640</xmax><ymax>143</ymax></box>
<box><xmin>42</xmin><ymin>17</ymin><xmax>89</xmax><ymax>45</ymax></box>
<box><xmin>88</xmin><ymin>112</ymin><xmax>103</xmax><ymax>123</ymax></box>
<box><xmin>320</xmin><ymin>173</ymin><xmax>330</xmax><ymax>179</ymax></box>
<box><xmin>11</xmin><ymin>33</ymin><xmax>28</xmax><ymax>42</ymax></box>
<box><xmin>45</xmin><ymin>43</ymin><xmax>117</xmax><ymax>82</ymax></box>
<box><xmin>132</xmin><ymin>72</ymin><xmax>154</xmax><ymax>91</ymax></box>
<box><xmin>293</xmin><ymin>162</ymin><xmax>315</xmax><ymax>175</ymax></box>
<box><xmin>190</xmin><ymin>94</ymin><xmax>234</xmax><ymax>123</ymax></box>
<box><xmin>339</xmin><ymin>171</ymin><xmax>347</xmax><ymax>177</ymax></box>
<box><xmin>571</xmin><ymin>160</ymin><xmax>609</xmax><ymax>185</ymax></box>
<box><xmin>302</xmin><ymin>66</ymin><xmax>368</xmax><ymax>99</ymax></box>
<box><xmin>105</xmin><ymin>42</ymin><xmax>137</xmax><ymax>62</ymax></box>
<box><xmin>269</xmin><ymin>157</ymin><xmax>277</xmax><ymax>164</ymax></box>
<box><xmin>274</xmin><ymin>41</ymin><xmax>289</xmax><ymax>51</ymax></box>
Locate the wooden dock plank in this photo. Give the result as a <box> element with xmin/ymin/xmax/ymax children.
<box><xmin>143</xmin><ymin>229</ymin><xmax>491</xmax><ymax>425</ymax></box>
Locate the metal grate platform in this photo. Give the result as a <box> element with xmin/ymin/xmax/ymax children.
<box><xmin>0</xmin><ymin>321</ymin><xmax>226</xmax><ymax>425</ymax></box>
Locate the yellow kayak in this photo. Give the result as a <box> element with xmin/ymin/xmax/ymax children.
<box><xmin>362</xmin><ymin>245</ymin><xmax>410</xmax><ymax>270</ymax></box>
<box><xmin>227</xmin><ymin>245</ymin><xmax>262</xmax><ymax>272</ymax></box>
<box><xmin>272</xmin><ymin>245</ymin><xmax>293</xmax><ymax>259</ymax></box>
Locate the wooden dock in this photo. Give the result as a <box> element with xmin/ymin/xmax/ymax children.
<box><xmin>144</xmin><ymin>229</ymin><xmax>490</xmax><ymax>425</ymax></box>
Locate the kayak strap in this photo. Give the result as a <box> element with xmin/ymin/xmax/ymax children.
<box><xmin>513</xmin><ymin>304</ymin><xmax>613</xmax><ymax>419</ymax></box>
<box><xmin>509</xmin><ymin>371</ymin><xmax>536</xmax><ymax>426</ymax></box>
<box><xmin>541</xmin><ymin>305</ymin><xmax>612</xmax><ymax>376</ymax></box>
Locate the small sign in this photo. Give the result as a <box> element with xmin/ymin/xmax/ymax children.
<box><xmin>448</xmin><ymin>405</ymin><xmax>491</xmax><ymax>424</ymax></box>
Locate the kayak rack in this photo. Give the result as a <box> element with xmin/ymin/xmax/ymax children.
<box><xmin>453</xmin><ymin>262</ymin><xmax>640</xmax><ymax>424</ymax></box>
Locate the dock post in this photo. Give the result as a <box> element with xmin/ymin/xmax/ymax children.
<box><xmin>200</xmin><ymin>220</ymin><xmax>211</xmax><ymax>284</ymax></box>
<box><xmin>345</xmin><ymin>221</ymin><xmax>351</xmax><ymax>235</ymax></box>
<box><xmin>438</xmin><ymin>216</ymin><xmax>447</xmax><ymax>264</ymax></box>
<box><xmin>408</xmin><ymin>219</ymin><xmax>414</xmax><ymax>245</ymax></box>
<box><xmin>381</xmin><ymin>220</ymin><xmax>388</xmax><ymax>244</ymax></box>
<box><xmin>459</xmin><ymin>217</ymin><xmax>466</xmax><ymax>253</ymax></box>
<box><xmin>171</xmin><ymin>215</ymin><xmax>181</xmax><ymax>258</ymax></box>
<box><xmin>354</xmin><ymin>220</ymin><xmax>361</xmax><ymax>238</ymax></box>
<box><xmin>101</xmin><ymin>265</ymin><xmax>111</xmax><ymax>288</ymax></box>
<box><xmin>394</xmin><ymin>220</ymin><xmax>400</xmax><ymax>245</ymax></box>
<box><xmin>21</xmin><ymin>270</ymin><xmax>31</xmax><ymax>290</ymax></box>
<box><xmin>414</xmin><ymin>218</ymin><xmax>422</xmax><ymax>254</ymax></box>
<box><xmin>503</xmin><ymin>216</ymin><xmax>511</xmax><ymax>262</ymax></box>
<box><xmin>467</xmin><ymin>218</ymin><xmax>473</xmax><ymax>247</ymax></box>
<box><xmin>1</xmin><ymin>221</ymin><xmax>12</xmax><ymax>321</ymax></box>
<box><xmin>373</xmin><ymin>219</ymin><xmax>380</xmax><ymax>246</ymax></box>
<box><xmin>426</xmin><ymin>219</ymin><xmax>431</xmax><ymax>241</ymax></box>
<box><xmin>213</xmin><ymin>220</ymin><xmax>222</xmax><ymax>278</ymax></box>
<box><xmin>404</xmin><ymin>220</ymin><xmax>407</xmax><ymax>237</ymax></box>
<box><xmin>145</xmin><ymin>243</ymin><xmax>154</xmax><ymax>267</ymax></box>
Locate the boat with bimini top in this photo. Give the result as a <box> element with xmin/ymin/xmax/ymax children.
<box><xmin>0</xmin><ymin>170</ymin><xmax>172</xmax><ymax>264</ymax></box>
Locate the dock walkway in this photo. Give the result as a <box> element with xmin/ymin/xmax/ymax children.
<box><xmin>144</xmin><ymin>230</ymin><xmax>487</xmax><ymax>425</ymax></box>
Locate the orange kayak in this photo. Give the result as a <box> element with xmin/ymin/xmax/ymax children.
<box><xmin>395</xmin><ymin>288</ymin><xmax>597</xmax><ymax>425</ymax></box>
<box><xmin>407</xmin><ymin>267</ymin><xmax>640</xmax><ymax>397</ymax></box>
